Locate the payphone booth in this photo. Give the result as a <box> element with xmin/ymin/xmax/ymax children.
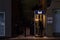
<box><xmin>34</xmin><ymin>10</ymin><xmax>46</xmax><ymax>36</ymax></box>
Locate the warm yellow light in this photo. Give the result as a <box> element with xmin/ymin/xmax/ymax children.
<box><xmin>43</xmin><ymin>14</ymin><xmax>46</xmax><ymax>27</ymax></box>
<box><xmin>40</xmin><ymin>14</ymin><xmax>42</xmax><ymax>21</ymax></box>
<box><xmin>35</xmin><ymin>18</ymin><xmax>39</xmax><ymax>21</ymax></box>
<box><xmin>34</xmin><ymin>14</ymin><xmax>39</xmax><ymax>21</ymax></box>
<box><xmin>35</xmin><ymin>14</ymin><xmax>39</xmax><ymax>19</ymax></box>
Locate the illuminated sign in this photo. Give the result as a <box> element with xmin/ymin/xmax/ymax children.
<box><xmin>38</xmin><ymin>11</ymin><xmax>42</xmax><ymax>14</ymax></box>
<box><xmin>34</xmin><ymin>10</ymin><xmax>45</xmax><ymax>14</ymax></box>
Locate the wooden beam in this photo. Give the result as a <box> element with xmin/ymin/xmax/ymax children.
<box><xmin>40</xmin><ymin>0</ymin><xmax>46</xmax><ymax>10</ymax></box>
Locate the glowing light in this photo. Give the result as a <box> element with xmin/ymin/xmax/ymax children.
<box><xmin>43</xmin><ymin>36</ymin><xmax>48</xmax><ymax>38</ymax></box>
<box><xmin>38</xmin><ymin>11</ymin><xmax>42</xmax><ymax>14</ymax></box>
<box><xmin>35</xmin><ymin>19</ymin><xmax>39</xmax><ymax>21</ymax></box>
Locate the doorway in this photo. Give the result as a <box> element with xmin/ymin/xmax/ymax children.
<box><xmin>53</xmin><ymin>9</ymin><xmax>60</xmax><ymax>37</ymax></box>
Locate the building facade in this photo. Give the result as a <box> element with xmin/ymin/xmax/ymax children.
<box><xmin>46</xmin><ymin>0</ymin><xmax>60</xmax><ymax>37</ymax></box>
<box><xmin>0</xmin><ymin>0</ymin><xmax>60</xmax><ymax>37</ymax></box>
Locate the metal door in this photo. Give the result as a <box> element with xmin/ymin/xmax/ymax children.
<box><xmin>54</xmin><ymin>10</ymin><xmax>60</xmax><ymax>33</ymax></box>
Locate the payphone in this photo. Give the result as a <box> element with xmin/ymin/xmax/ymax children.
<box><xmin>34</xmin><ymin>10</ymin><xmax>45</xmax><ymax>36</ymax></box>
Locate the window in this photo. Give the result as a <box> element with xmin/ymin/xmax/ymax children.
<box><xmin>0</xmin><ymin>12</ymin><xmax>5</xmax><ymax>36</ymax></box>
